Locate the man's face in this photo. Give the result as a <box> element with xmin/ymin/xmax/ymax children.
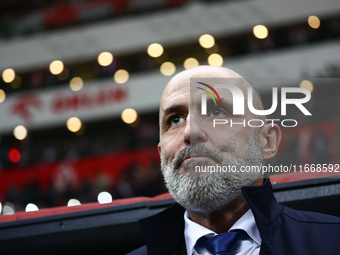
<box><xmin>158</xmin><ymin>72</ymin><xmax>264</xmax><ymax>213</ymax></box>
<box><xmin>160</xmin><ymin>78</ymin><xmax>260</xmax><ymax>170</ymax></box>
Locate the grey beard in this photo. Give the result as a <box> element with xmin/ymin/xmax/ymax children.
<box><xmin>160</xmin><ymin>136</ymin><xmax>263</xmax><ymax>214</ymax></box>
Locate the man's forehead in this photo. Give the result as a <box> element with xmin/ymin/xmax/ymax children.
<box><xmin>162</xmin><ymin>78</ymin><xmax>250</xmax><ymax>101</ymax></box>
<box><xmin>160</xmin><ymin>76</ymin><xmax>190</xmax><ymax>108</ymax></box>
<box><xmin>160</xmin><ymin>66</ymin><xmax>255</xmax><ymax>109</ymax></box>
<box><xmin>160</xmin><ymin>86</ymin><xmax>189</xmax><ymax>113</ymax></box>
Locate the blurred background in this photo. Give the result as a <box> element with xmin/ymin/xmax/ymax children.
<box><xmin>0</xmin><ymin>0</ymin><xmax>340</xmax><ymax>215</ymax></box>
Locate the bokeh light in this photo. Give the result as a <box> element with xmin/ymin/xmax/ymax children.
<box><xmin>199</xmin><ymin>34</ymin><xmax>215</xmax><ymax>49</ymax></box>
<box><xmin>69</xmin><ymin>77</ymin><xmax>84</xmax><ymax>91</ymax></box>
<box><xmin>308</xmin><ymin>15</ymin><xmax>320</xmax><ymax>29</ymax></box>
<box><xmin>160</xmin><ymin>62</ymin><xmax>176</xmax><ymax>76</ymax></box>
<box><xmin>8</xmin><ymin>148</ymin><xmax>21</xmax><ymax>163</ymax></box>
<box><xmin>3</xmin><ymin>202</ymin><xmax>15</xmax><ymax>215</ymax></box>
<box><xmin>75</xmin><ymin>123</ymin><xmax>86</xmax><ymax>136</ymax></box>
<box><xmin>114</xmin><ymin>69</ymin><xmax>129</xmax><ymax>84</ymax></box>
<box><xmin>49</xmin><ymin>60</ymin><xmax>64</xmax><ymax>75</ymax></box>
<box><xmin>147</xmin><ymin>43</ymin><xmax>164</xmax><ymax>58</ymax></box>
<box><xmin>98</xmin><ymin>52</ymin><xmax>114</xmax><ymax>66</ymax></box>
<box><xmin>0</xmin><ymin>89</ymin><xmax>5</xmax><ymax>103</ymax></box>
<box><xmin>300</xmin><ymin>80</ymin><xmax>314</xmax><ymax>93</ymax></box>
<box><xmin>121</xmin><ymin>108</ymin><xmax>138</xmax><ymax>124</ymax></box>
<box><xmin>13</xmin><ymin>125</ymin><xmax>28</xmax><ymax>140</ymax></box>
<box><xmin>2</xmin><ymin>68</ymin><xmax>15</xmax><ymax>83</ymax></box>
<box><xmin>183</xmin><ymin>58</ymin><xmax>199</xmax><ymax>70</ymax></box>
<box><xmin>97</xmin><ymin>191</ymin><xmax>112</xmax><ymax>204</ymax></box>
<box><xmin>25</xmin><ymin>203</ymin><xmax>39</xmax><ymax>212</ymax></box>
<box><xmin>67</xmin><ymin>199</ymin><xmax>81</xmax><ymax>206</ymax></box>
<box><xmin>208</xmin><ymin>53</ymin><xmax>223</xmax><ymax>67</ymax></box>
<box><xmin>253</xmin><ymin>25</ymin><xmax>268</xmax><ymax>39</ymax></box>
<box><xmin>66</xmin><ymin>117</ymin><xmax>82</xmax><ymax>132</ymax></box>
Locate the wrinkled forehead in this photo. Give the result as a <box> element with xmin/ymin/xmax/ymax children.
<box><xmin>160</xmin><ymin>75</ymin><xmax>190</xmax><ymax>109</ymax></box>
<box><xmin>191</xmin><ymin>78</ymin><xmax>250</xmax><ymax>97</ymax></box>
<box><xmin>159</xmin><ymin>66</ymin><xmax>256</xmax><ymax>112</ymax></box>
<box><xmin>161</xmin><ymin>77</ymin><xmax>251</xmax><ymax>105</ymax></box>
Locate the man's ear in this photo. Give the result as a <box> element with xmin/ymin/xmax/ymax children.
<box><xmin>157</xmin><ymin>143</ymin><xmax>161</xmax><ymax>156</ymax></box>
<box><xmin>260</xmin><ymin>124</ymin><xmax>281</xmax><ymax>160</ymax></box>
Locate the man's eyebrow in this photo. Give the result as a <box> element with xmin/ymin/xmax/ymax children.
<box><xmin>206</xmin><ymin>98</ymin><xmax>230</xmax><ymax>107</ymax></box>
<box><xmin>206</xmin><ymin>98</ymin><xmax>217</xmax><ymax>107</ymax></box>
<box><xmin>162</xmin><ymin>104</ymin><xmax>187</xmax><ymax>115</ymax></box>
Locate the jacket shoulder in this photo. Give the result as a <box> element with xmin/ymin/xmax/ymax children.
<box><xmin>282</xmin><ymin>206</ymin><xmax>340</xmax><ymax>224</ymax></box>
<box><xmin>126</xmin><ymin>245</ymin><xmax>147</xmax><ymax>255</ymax></box>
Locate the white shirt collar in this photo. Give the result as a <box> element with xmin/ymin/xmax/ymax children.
<box><xmin>184</xmin><ymin>209</ymin><xmax>261</xmax><ymax>255</ymax></box>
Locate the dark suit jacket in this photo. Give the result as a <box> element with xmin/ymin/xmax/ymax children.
<box><xmin>128</xmin><ymin>179</ymin><xmax>340</xmax><ymax>255</ymax></box>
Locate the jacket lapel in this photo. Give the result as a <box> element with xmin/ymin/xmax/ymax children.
<box><xmin>242</xmin><ymin>178</ymin><xmax>283</xmax><ymax>255</ymax></box>
<box><xmin>139</xmin><ymin>203</ymin><xmax>186</xmax><ymax>255</ymax></box>
<box><xmin>139</xmin><ymin>179</ymin><xmax>282</xmax><ymax>255</ymax></box>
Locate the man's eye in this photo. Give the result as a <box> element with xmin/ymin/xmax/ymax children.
<box><xmin>212</xmin><ymin>109</ymin><xmax>222</xmax><ymax>116</ymax></box>
<box><xmin>170</xmin><ymin>115</ymin><xmax>184</xmax><ymax>125</ymax></box>
<box><xmin>209</xmin><ymin>107</ymin><xmax>226</xmax><ymax>117</ymax></box>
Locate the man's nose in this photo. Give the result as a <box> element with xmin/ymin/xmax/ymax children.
<box><xmin>183</xmin><ymin>113</ymin><xmax>208</xmax><ymax>145</ymax></box>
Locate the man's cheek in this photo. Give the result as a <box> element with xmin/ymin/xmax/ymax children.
<box><xmin>160</xmin><ymin>144</ymin><xmax>173</xmax><ymax>165</ymax></box>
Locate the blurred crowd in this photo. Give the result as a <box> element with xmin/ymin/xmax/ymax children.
<box><xmin>4</xmin><ymin>160</ymin><xmax>167</xmax><ymax>213</ymax></box>
<box><xmin>2</xmin><ymin>117</ymin><xmax>340</xmax><ymax>214</ymax></box>
<box><xmin>0</xmin><ymin>0</ymin><xmax>215</xmax><ymax>39</ymax></box>
<box><xmin>2</xmin><ymin>14</ymin><xmax>340</xmax><ymax>96</ymax></box>
<box><xmin>0</xmin><ymin>120</ymin><xmax>159</xmax><ymax>169</ymax></box>
<box><xmin>1</xmin><ymin>0</ymin><xmax>340</xmax><ymax>214</ymax></box>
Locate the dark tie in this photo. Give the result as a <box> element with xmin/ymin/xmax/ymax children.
<box><xmin>195</xmin><ymin>231</ymin><xmax>246</xmax><ymax>255</ymax></box>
